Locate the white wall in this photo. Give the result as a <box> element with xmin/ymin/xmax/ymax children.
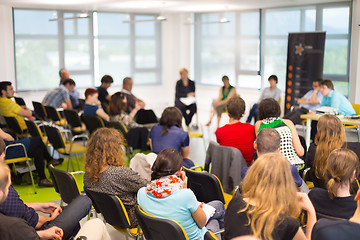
<box><xmin>349</xmin><ymin>0</ymin><xmax>360</xmax><ymax>103</ymax></box>
<box><xmin>0</xmin><ymin>5</ymin><xmax>15</xmax><ymax>82</ymax></box>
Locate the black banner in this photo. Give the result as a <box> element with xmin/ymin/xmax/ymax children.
<box><xmin>285</xmin><ymin>32</ymin><xmax>326</xmax><ymax>114</ymax></box>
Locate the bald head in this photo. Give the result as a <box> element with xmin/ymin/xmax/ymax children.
<box><xmin>59</xmin><ymin>68</ymin><xmax>70</xmax><ymax>82</ymax></box>
<box><xmin>256</xmin><ymin>128</ymin><xmax>281</xmax><ymax>155</ymax></box>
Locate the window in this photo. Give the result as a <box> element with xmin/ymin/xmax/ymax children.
<box><xmin>13</xmin><ymin>9</ymin><xmax>162</xmax><ymax>91</ymax></box>
<box><xmin>194</xmin><ymin>11</ymin><xmax>260</xmax><ymax>88</ymax></box>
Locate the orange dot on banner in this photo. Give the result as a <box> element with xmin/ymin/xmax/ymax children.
<box><xmin>287</xmin><ymin>96</ymin><xmax>291</xmax><ymax>101</ymax></box>
<box><xmin>288</xmin><ymin>65</ymin><xmax>293</xmax><ymax>71</ymax></box>
<box><xmin>288</xmin><ymin>73</ymin><xmax>293</xmax><ymax>79</ymax></box>
<box><xmin>288</xmin><ymin>81</ymin><xmax>292</xmax><ymax>86</ymax></box>
<box><xmin>287</xmin><ymin>88</ymin><xmax>292</xmax><ymax>94</ymax></box>
<box><xmin>286</xmin><ymin>103</ymin><xmax>291</xmax><ymax>109</ymax></box>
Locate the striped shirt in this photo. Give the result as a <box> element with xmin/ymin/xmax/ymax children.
<box><xmin>0</xmin><ymin>97</ymin><xmax>26</xmax><ymax>130</ymax></box>
<box><xmin>42</xmin><ymin>85</ymin><xmax>69</xmax><ymax>108</ymax></box>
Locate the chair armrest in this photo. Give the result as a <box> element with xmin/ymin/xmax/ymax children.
<box><xmin>71</xmin><ymin>171</ymin><xmax>85</xmax><ymax>175</ymax></box>
<box><xmin>190</xmin><ymin>165</ymin><xmax>203</xmax><ymax>171</ymax></box>
<box><xmin>71</xmin><ymin>134</ymin><xmax>89</xmax><ymax>142</ymax></box>
<box><xmin>212</xmin><ymin>228</ymin><xmax>225</xmax><ymax>235</ymax></box>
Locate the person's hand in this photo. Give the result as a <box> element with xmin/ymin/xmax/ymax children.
<box><xmin>297</xmin><ymin>192</ymin><xmax>315</xmax><ymax>213</ymax></box>
<box><xmin>199</xmin><ymin>202</ymin><xmax>204</xmax><ymax>208</ymax></box>
<box><xmin>28</xmin><ymin>116</ymin><xmax>36</xmax><ymax>121</ymax></box>
<box><xmin>37</xmin><ymin>226</ymin><xmax>63</xmax><ymax>240</ymax></box>
<box><xmin>38</xmin><ymin>202</ymin><xmax>61</xmax><ymax>214</ymax></box>
<box><xmin>137</xmin><ymin>100</ymin><xmax>145</xmax><ymax>109</ymax></box>
<box><xmin>135</xmin><ymin>101</ymin><xmax>142</xmax><ymax>111</ymax></box>
<box><xmin>48</xmin><ymin>206</ymin><xmax>62</xmax><ymax>221</ymax></box>
<box><xmin>180</xmin><ymin>170</ymin><xmax>188</xmax><ymax>188</ymax></box>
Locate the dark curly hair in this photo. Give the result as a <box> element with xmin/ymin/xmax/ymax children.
<box><xmin>85</xmin><ymin>128</ymin><xmax>124</xmax><ymax>182</ymax></box>
<box><xmin>151</xmin><ymin>149</ymin><xmax>183</xmax><ymax>180</ymax></box>
<box><xmin>258</xmin><ymin>98</ymin><xmax>281</xmax><ymax>120</ymax></box>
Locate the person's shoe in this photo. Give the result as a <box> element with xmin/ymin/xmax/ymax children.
<box><xmin>38</xmin><ymin>179</ymin><xmax>54</xmax><ymax>187</ymax></box>
<box><xmin>48</xmin><ymin>158</ymin><xmax>63</xmax><ymax>166</ymax></box>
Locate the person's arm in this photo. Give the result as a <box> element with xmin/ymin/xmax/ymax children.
<box><xmin>297</xmin><ymin>97</ymin><xmax>307</xmax><ymax>105</ymax></box>
<box><xmin>191</xmin><ymin>204</ymin><xmax>207</xmax><ymax>228</ymax></box>
<box><xmin>105</xmin><ymin>94</ymin><xmax>111</xmax><ymax>102</ymax></box>
<box><xmin>149</xmin><ymin>138</ymin><xmax>152</xmax><ymax>151</ymax></box>
<box><xmin>296</xmin><ymin>192</ymin><xmax>316</xmax><ymax>240</ymax></box>
<box><xmin>283</xmin><ymin>119</ymin><xmax>304</xmax><ymax>157</ymax></box>
<box><xmin>96</xmin><ymin>108</ymin><xmax>110</xmax><ymax>122</ymax></box>
<box><xmin>254</xmin><ymin>121</ymin><xmax>261</xmax><ymax>136</ymax></box>
<box><xmin>292</xmin><ymin>228</ymin><xmax>307</xmax><ymax>240</ymax></box>
<box><xmin>308</xmin><ymin>91</ymin><xmax>320</xmax><ymax>105</ymax></box>
<box><xmin>181</xmin><ymin>146</ymin><xmax>190</xmax><ymax>159</ymax></box>
<box><xmin>274</xmin><ymin>89</ymin><xmax>281</xmax><ymax>102</ymax></box>
<box><xmin>25</xmin><ymin>202</ymin><xmax>60</xmax><ymax>213</ymax></box>
<box><xmin>129</xmin><ymin>101</ymin><xmax>142</xmax><ymax>118</ymax></box>
<box><xmin>0</xmin><ymin>128</ymin><xmax>15</xmax><ymax>141</ymax></box>
<box><xmin>217</xmin><ymin>88</ymin><xmax>236</xmax><ymax>106</ymax></box>
<box><xmin>64</xmin><ymin>98</ymin><xmax>73</xmax><ymax>110</ymax></box>
<box><xmin>187</xmin><ymin>80</ymin><xmax>196</xmax><ymax>97</ymax></box>
<box><xmin>35</xmin><ymin>207</ymin><xmax>62</xmax><ymax>229</ymax></box>
<box><xmin>17</xmin><ymin>108</ymin><xmax>33</xmax><ymax>119</ymax></box>
<box><xmin>37</xmin><ymin>226</ymin><xmax>63</xmax><ymax>240</ymax></box>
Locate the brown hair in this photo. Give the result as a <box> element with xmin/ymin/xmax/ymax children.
<box><xmin>258</xmin><ymin>98</ymin><xmax>281</xmax><ymax>120</ymax></box>
<box><xmin>256</xmin><ymin>128</ymin><xmax>280</xmax><ymax>154</ymax></box>
<box><xmin>0</xmin><ymin>162</ymin><xmax>10</xmax><ymax>193</ymax></box>
<box><xmin>159</xmin><ymin>107</ymin><xmax>183</xmax><ymax>136</ymax></box>
<box><xmin>101</xmin><ymin>75</ymin><xmax>114</xmax><ymax>83</ymax></box>
<box><xmin>84</xmin><ymin>88</ymin><xmax>98</xmax><ymax>99</ymax></box>
<box><xmin>326</xmin><ymin>149</ymin><xmax>359</xmax><ymax>199</ymax></box>
<box><xmin>109</xmin><ymin>92</ymin><xmax>127</xmax><ymax>116</ymax></box>
<box><xmin>227</xmin><ymin>96</ymin><xmax>245</xmax><ymax>120</ymax></box>
<box><xmin>314</xmin><ymin>115</ymin><xmax>345</xmax><ymax>179</ymax></box>
<box><xmin>85</xmin><ymin>128</ymin><xmax>124</xmax><ymax>182</ymax></box>
<box><xmin>151</xmin><ymin>148</ymin><xmax>183</xmax><ymax>180</ymax></box>
<box><xmin>320</xmin><ymin>79</ymin><xmax>334</xmax><ymax>90</ymax></box>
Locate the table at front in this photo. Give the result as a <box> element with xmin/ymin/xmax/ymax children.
<box><xmin>300</xmin><ymin>114</ymin><xmax>360</xmax><ymax>149</ymax></box>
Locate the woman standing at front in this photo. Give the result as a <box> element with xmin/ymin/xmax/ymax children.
<box><xmin>175</xmin><ymin>68</ymin><xmax>197</xmax><ymax>127</ymax></box>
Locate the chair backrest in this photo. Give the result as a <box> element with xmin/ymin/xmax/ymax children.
<box><xmin>44</xmin><ymin>106</ymin><xmax>61</xmax><ymax>122</ymax></box>
<box><xmin>84</xmin><ymin>189</ymin><xmax>130</xmax><ymax>228</ymax></box>
<box><xmin>25</xmin><ymin>120</ymin><xmax>43</xmax><ymax>138</ymax></box>
<box><xmin>43</xmin><ymin>125</ymin><xmax>66</xmax><ymax>149</ymax></box>
<box><xmin>108</xmin><ymin>121</ymin><xmax>128</xmax><ymax>138</ymax></box>
<box><xmin>316</xmin><ymin>212</ymin><xmax>346</xmax><ymax>221</ymax></box>
<box><xmin>4</xmin><ymin>116</ymin><xmax>23</xmax><ymax>135</ymax></box>
<box><xmin>183</xmin><ymin>167</ymin><xmax>225</xmax><ymax>204</ymax></box>
<box><xmin>48</xmin><ymin>164</ymin><xmax>81</xmax><ymax>204</ymax></box>
<box><xmin>64</xmin><ymin>109</ymin><xmax>82</xmax><ymax>128</ymax></box>
<box><xmin>81</xmin><ymin>115</ymin><xmax>105</xmax><ymax>135</ymax></box>
<box><xmin>352</xmin><ymin>104</ymin><xmax>360</xmax><ymax>115</ymax></box>
<box><xmin>32</xmin><ymin>101</ymin><xmax>47</xmax><ymax>120</ymax></box>
<box><xmin>135</xmin><ymin>205</ymin><xmax>189</xmax><ymax>240</ymax></box>
<box><xmin>14</xmin><ymin>97</ymin><xmax>26</xmax><ymax>106</ymax></box>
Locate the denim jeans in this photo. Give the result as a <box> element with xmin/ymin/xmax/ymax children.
<box><xmin>205</xmin><ymin>200</ymin><xmax>225</xmax><ymax>240</ymax></box>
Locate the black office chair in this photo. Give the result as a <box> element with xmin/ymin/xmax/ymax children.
<box><xmin>84</xmin><ymin>189</ymin><xmax>141</xmax><ymax>239</ymax></box>
<box><xmin>25</xmin><ymin>120</ymin><xmax>47</xmax><ymax>144</ymax></box>
<box><xmin>14</xmin><ymin>97</ymin><xmax>26</xmax><ymax>106</ymax></box>
<box><xmin>32</xmin><ymin>101</ymin><xmax>47</xmax><ymax>121</ymax></box>
<box><xmin>81</xmin><ymin>115</ymin><xmax>105</xmax><ymax>135</ymax></box>
<box><xmin>63</xmin><ymin>109</ymin><xmax>86</xmax><ymax>135</ymax></box>
<box><xmin>48</xmin><ymin>164</ymin><xmax>82</xmax><ymax>206</ymax></box>
<box><xmin>135</xmin><ymin>205</ymin><xmax>218</xmax><ymax>240</ymax></box>
<box><xmin>44</xmin><ymin>106</ymin><xmax>66</xmax><ymax>126</ymax></box>
<box><xmin>184</xmin><ymin>167</ymin><xmax>232</xmax><ymax>208</ymax></box>
<box><xmin>4</xmin><ymin>116</ymin><xmax>27</xmax><ymax>138</ymax></box>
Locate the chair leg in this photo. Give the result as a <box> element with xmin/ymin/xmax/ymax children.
<box><xmin>357</xmin><ymin>127</ymin><xmax>360</xmax><ymax>142</ymax></box>
<box><xmin>26</xmin><ymin>161</ymin><xmax>37</xmax><ymax>194</ymax></box>
<box><xmin>67</xmin><ymin>156</ymin><xmax>71</xmax><ymax>172</ymax></box>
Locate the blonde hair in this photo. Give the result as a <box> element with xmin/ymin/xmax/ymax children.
<box><xmin>314</xmin><ymin>115</ymin><xmax>345</xmax><ymax>179</ymax></box>
<box><xmin>240</xmin><ymin>153</ymin><xmax>300</xmax><ymax>240</ymax></box>
<box><xmin>326</xmin><ymin>149</ymin><xmax>359</xmax><ymax>199</ymax></box>
<box><xmin>85</xmin><ymin>128</ymin><xmax>124</xmax><ymax>182</ymax></box>
<box><xmin>179</xmin><ymin>67</ymin><xmax>188</xmax><ymax>75</ymax></box>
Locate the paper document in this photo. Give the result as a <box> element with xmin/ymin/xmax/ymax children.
<box><xmin>180</xmin><ymin>96</ymin><xmax>196</xmax><ymax>106</ymax></box>
<box><xmin>200</xmin><ymin>203</ymin><xmax>216</xmax><ymax>223</ymax></box>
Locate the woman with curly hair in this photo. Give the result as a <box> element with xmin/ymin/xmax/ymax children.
<box><xmin>305</xmin><ymin>114</ymin><xmax>346</xmax><ymax>188</ymax></box>
<box><xmin>255</xmin><ymin>98</ymin><xmax>304</xmax><ymax>169</ymax></box>
<box><xmin>83</xmin><ymin>128</ymin><xmax>147</xmax><ymax>227</ymax></box>
<box><xmin>309</xmin><ymin>148</ymin><xmax>359</xmax><ymax>219</ymax></box>
<box><xmin>224</xmin><ymin>153</ymin><xmax>316</xmax><ymax>240</ymax></box>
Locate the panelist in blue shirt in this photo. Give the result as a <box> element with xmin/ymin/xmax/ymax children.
<box><xmin>319</xmin><ymin>79</ymin><xmax>355</xmax><ymax>115</ymax></box>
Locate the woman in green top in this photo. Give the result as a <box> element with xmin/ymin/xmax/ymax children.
<box><xmin>206</xmin><ymin>75</ymin><xmax>236</xmax><ymax>129</ymax></box>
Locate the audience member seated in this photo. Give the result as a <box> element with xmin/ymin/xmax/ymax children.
<box><xmin>0</xmin><ymin>81</ymin><xmax>35</xmax><ymax>131</ymax></box>
<box><xmin>284</xmin><ymin>79</ymin><xmax>323</xmax><ymax>124</ymax></box>
<box><xmin>42</xmin><ymin>78</ymin><xmax>75</xmax><ymax>109</ymax></box>
<box><xmin>0</xmin><ymin>161</ymin><xmax>64</xmax><ymax>240</ymax></box>
<box><xmin>121</xmin><ymin>77</ymin><xmax>145</xmax><ymax>113</ymax></box>
<box><xmin>84</xmin><ymin>128</ymin><xmax>147</xmax><ymax>228</ymax></box>
<box><xmin>0</xmin><ymin>129</ymin><xmax>61</xmax><ymax>187</ymax></box>
<box><xmin>255</xmin><ymin>98</ymin><xmax>304</xmax><ymax>169</ymax></box>
<box><xmin>0</xmin><ymin>141</ymin><xmax>92</xmax><ymax>240</ymax></box>
<box><xmin>175</xmin><ymin>68</ymin><xmax>197</xmax><ymax>127</ymax></box>
<box><xmin>305</xmin><ymin>114</ymin><xmax>345</xmax><ymax>188</ymax></box>
<box><xmin>137</xmin><ymin>149</ymin><xmax>225</xmax><ymax>240</ymax></box>
<box><xmin>149</xmin><ymin>107</ymin><xmax>194</xmax><ymax>168</ymax></box>
<box><xmin>97</xmin><ymin>75</ymin><xmax>113</xmax><ymax>112</ymax></box>
<box><xmin>241</xmin><ymin>128</ymin><xmax>307</xmax><ymax>192</ymax></box>
<box><xmin>224</xmin><ymin>153</ymin><xmax>316</xmax><ymax>240</ymax></box>
<box><xmin>206</xmin><ymin>75</ymin><xmax>236</xmax><ymax>128</ymax></box>
<box><xmin>109</xmin><ymin>91</ymin><xmax>142</xmax><ymax>129</ymax></box>
<box><xmin>83</xmin><ymin>88</ymin><xmax>109</xmax><ymax>122</ymax></box>
<box><xmin>246</xmin><ymin>75</ymin><xmax>281</xmax><ymax>124</ymax></box>
<box><xmin>311</xmin><ymin>187</ymin><xmax>360</xmax><ymax>240</ymax></box>
<box><xmin>215</xmin><ymin>96</ymin><xmax>255</xmax><ymax>165</ymax></box>
<box><xmin>59</xmin><ymin>68</ymin><xmax>80</xmax><ymax>110</ymax></box>
<box><xmin>319</xmin><ymin>79</ymin><xmax>355</xmax><ymax>115</ymax></box>
<box><xmin>309</xmin><ymin>149</ymin><xmax>358</xmax><ymax>219</ymax></box>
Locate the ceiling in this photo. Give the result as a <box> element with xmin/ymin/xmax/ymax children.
<box><xmin>1</xmin><ymin>0</ymin><xmax>349</xmax><ymax>13</ymax></box>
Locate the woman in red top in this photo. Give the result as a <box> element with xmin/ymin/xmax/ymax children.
<box><xmin>215</xmin><ymin>96</ymin><xmax>255</xmax><ymax>165</ymax></box>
